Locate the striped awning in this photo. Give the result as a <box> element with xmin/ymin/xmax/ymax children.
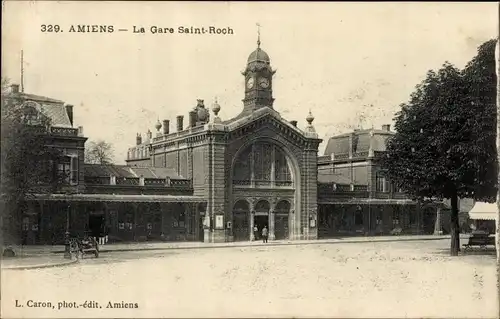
<box><xmin>32</xmin><ymin>193</ymin><xmax>206</xmax><ymax>203</ymax></box>
<box><xmin>468</xmin><ymin>202</ymin><xmax>497</xmax><ymax>221</ymax></box>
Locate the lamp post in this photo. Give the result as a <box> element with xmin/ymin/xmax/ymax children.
<box><xmin>63</xmin><ymin>201</ymin><xmax>71</xmax><ymax>259</ymax></box>
<box><xmin>63</xmin><ymin>189</ymin><xmax>76</xmax><ymax>259</ymax></box>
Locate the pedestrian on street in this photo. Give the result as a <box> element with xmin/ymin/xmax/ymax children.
<box><xmin>262</xmin><ymin>226</ymin><xmax>268</xmax><ymax>243</ymax></box>
<box><xmin>253</xmin><ymin>225</ymin><xmax>259</xmax><ymax>241</ymax></box>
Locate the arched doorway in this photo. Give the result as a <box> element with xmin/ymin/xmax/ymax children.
<box><xmin>254</xmin><ymin>200</ymin><xmax>270</xmax><ymax>239</ymax></box>
<box><xmin>233</xmin><ymin>200</ymin><xmax>250</xmax><ymax>241</ymax></box>
<box><xmin>231</xmin><ymin>140</ymin><xmax>298</xmax><ymax>241</ymax></box>
<box><xmin>274</xmin><ymin>200</ymin><xmax>290</xmax><ymax>240</ymax></box>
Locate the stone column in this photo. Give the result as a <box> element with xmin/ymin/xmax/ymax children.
<box><xmin>434</xmin><ymin>206</ymin><xmax>443</xmax><ymax>235</ymax></box>
<box><xmin>249</xmin><ymin>199</ymin><xmax>255</xmax><ymax>241</ymax></box>
<box><xmin>269</xmin><ymin>211</ymin><xmax>275</xmax><ymax>240</ymax></box>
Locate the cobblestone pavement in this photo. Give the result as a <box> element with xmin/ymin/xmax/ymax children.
<box><xmin>1</xmin><ymin>239</ymin><xmax>496</xmax><ymax>318</ymax></box>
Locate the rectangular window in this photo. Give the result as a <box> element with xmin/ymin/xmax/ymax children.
<box><xmin>57</xmin><ymin>155</ymin><xmax>78</xmax><ymax>185</ymax></box>
<box><xmin>58</xmin><ymin>157</ymin><xmax>71</xmax><ymax>184</ymax></box>
<box><xmin>376</xmin><ymin>173</ymin><xmax>386</xmax><ymax>192</ymax></box>
<box><xmin>70</xmin><ymin>156</ymin><xmax>78</xmax><ymax>185</ymax></box>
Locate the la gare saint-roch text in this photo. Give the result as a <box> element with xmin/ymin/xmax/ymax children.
<box><xmin>133</xmin><ymin>26</ymin><xmax>234</xmax><ymax>35</ymax></box>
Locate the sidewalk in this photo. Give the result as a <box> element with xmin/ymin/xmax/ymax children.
<box><xmin>1</xmin><ymin>255</ymin><xmax>77</xmax><ymax>271</ymax></box>
<box><xmin>8</xmin><ymin>234</ymin><xmax>454</xmax><ymax>256</ymax></box>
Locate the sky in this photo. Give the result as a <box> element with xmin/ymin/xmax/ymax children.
<box><xmin>2</xmin><ymin>2</ymin><xmax>498</xmax><ymax>163</ymax></box>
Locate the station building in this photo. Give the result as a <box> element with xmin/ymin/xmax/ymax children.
<box><xmin>5</xmin><ymin>39</ymin><xmax>463</xmax><ymax>245</ymax></box>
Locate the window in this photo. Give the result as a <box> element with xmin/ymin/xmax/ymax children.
<box><xmin>57</xmin><ymin>155</ymin><xmax>78</xmax><ymax>185</ymax></box>
<box><xmin>274</xmin><ymin>150</ymin><xmax>291</xmax><ymax>182</ymax></box>
<box><xmin>254</xmin><ymin>143</ymin><xmax>272</xmax><ymax>181</ymax></box>
<box><xmin>70</xmin><ymin>156</ymin><xmax>78</xmax><ymax>184</ymax></box>
<box><xmin>376</xmin><ymin>173</ymin><xmax>386</xmax><ymax>192</ymax></box>
<box><xmin>58</xmin><ymin>157</ymin><xmax>71</xmax><ymax>184</ymax></box>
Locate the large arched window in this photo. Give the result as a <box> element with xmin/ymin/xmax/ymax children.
<box><xmin>232</xmin><ymin>142</ymin><xmax>292</xmax><ymax>187</ymax></box>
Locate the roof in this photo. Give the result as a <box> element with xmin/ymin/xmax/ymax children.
<box><xmin>8</xmin><ymin>91</ymin><xmax>72</xmax><ymax>128</ymax></box>
<box><xmin>33</xmin><ymin>193</ymin><xmax>205</xmax><ymax>203</ymax></box>
<box><xmin>324</xmin><ymin>129</ymin><xmax>394</xmax><ymax>156</ymax></box>
<box><xmin>223</xmin><ymin>106</ymin><xmax>308</xmax><ymax>136</ymax></box>
<box><xmin>17</xmin><ymin>92</ymin><xmax>64</xmax><ymax>104</ymax></box>
<box><xmin>247</xmin><ymin>47</ymin><xmax>270</xmax><ymax>63</ymax></box>
<box><xmin>84</xmin><ymin>164</ymin><xmax>184</xmax><ymax>179</ymax></box>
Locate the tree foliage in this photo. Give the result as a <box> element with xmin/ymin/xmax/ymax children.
<box><xmin>1</xmin><ymin>79</ymin><xmax>67</xmax><ymax>245</ymax></box>
<box><xmin>378</xmin><ymin>39</ymin><xmax>497</xmax><ymax>256</ymax></box>
<box><xmin>85</xmin><ymin>140</ymin><xmax>114</xmax><ymax>164</ymax></box>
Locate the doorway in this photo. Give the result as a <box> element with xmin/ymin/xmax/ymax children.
<box><xmin>254</xmin><ymin>215</ymin><xmax>268</xmax><ymax>239</ymax></box>
<box><xmin>89</xmin><ymin>213</ymin><xmax>104</xmax><ymax>239</ymax></box>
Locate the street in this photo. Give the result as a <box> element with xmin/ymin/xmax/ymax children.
<box><xmin>1</xmin><ymin>239</ymin><xmax>496</xmax><ymax>318</ymax></box>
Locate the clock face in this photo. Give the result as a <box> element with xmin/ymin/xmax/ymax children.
<box><xmin>259</xmin><ymin>77</ymin><xmax>270</xmax><ymax>88</ymax></box>
<box><xmin>246</xmin><ymin>77</ymin><xmax>254</xmax><ymax>89</ymax></box>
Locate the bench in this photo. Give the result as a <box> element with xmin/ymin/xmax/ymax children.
<box><xmin>462</xmin><ymin>235</ymin><xmax>495</xmax><ymax>251</ymax></box>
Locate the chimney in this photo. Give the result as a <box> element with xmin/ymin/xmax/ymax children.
<box><xmin>176</xmin><ymin>115</ymin><xmax>184</xmax><ymax>131</ymax></box>
<box><xmin>382</xmin><ymin>124</ymin><xmax>391</xmax><ymax>132</ymax></box>
<box><xmin>136</xmin><ymin>133</ymin><xmax>142</xmax><ymax>145</ymax></box>
<box><xmin>162</xmin><ymin>120</ymin><xmax>170</xmax><ymax>135</ymax></box>
<box><xmin>290</xmin><ymin>120</ymin><xmax>298</xmax><ymax>127</ymax></box>
<box><xmin>65</xmin><ymin>104</ymin><xmax>74</xmax><ymax>126</ymax></box>
<box><xmin>77</xmin><ymin>126</ymin><xmax>84</xmax><ymax>136</ymax></box>
<box><xmin>11</xmin><ymin>84</ymin><xmax>20</xmax><ymax>94</ymax></box>
<box><xmin>189</xmin><ymin>110</ymin><xmax>197</xmax><ymax>128</ymax></box>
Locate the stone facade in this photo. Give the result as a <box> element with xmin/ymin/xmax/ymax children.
<box><xmin>126</xmin><ymin>42</ymin><xmax>322</xmax><ymax>242</ymax></box>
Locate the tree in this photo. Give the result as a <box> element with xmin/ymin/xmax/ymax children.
<box><xmin>1</xmin><ymin>79</ymin><xmax>67</xmax><ymax>250</ymax></box>
<box><xmin>85</xmin><ymin>140</ymin><xmax>114</xmax><ymax>164</ymax></box>
<box><xmin>378</xmin><ymin>39</ymin><xmax>497</xmax><ymax>256</ymax></box>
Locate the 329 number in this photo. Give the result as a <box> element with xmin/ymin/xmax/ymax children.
<box><xmin>41</xmin><ymin>25</ymin><xmax>62</xmax><ymax>32</ymax></box>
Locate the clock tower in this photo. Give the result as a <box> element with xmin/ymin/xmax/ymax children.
<box><xmin>242</xmin><ymin>33</ymin><xmax>276</xmax><ymax>114</ymax></box>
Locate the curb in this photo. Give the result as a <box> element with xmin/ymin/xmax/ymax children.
<box><xmin>1</xmin><ymin>257</ymin><xmax>78</xmax><ymax>271</ymax></box>
<box><xmin>44</xmin><ymin>236</ymin><xmax>450</xmax><ymax>254</ymax></box>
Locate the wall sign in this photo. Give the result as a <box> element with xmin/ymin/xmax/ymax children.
<box><xmin>215</xmin><ymin>215</ymin><xmax>224</xmax><ymax>229</ymax></box>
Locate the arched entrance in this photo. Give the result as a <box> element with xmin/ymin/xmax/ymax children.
<box><xmin>254</xmin><ymin>200</ymin><xmax>270</xmax><ymax>239</ymax></box>
<box><xmin>233</xmin><ymin>200</ymin><xmax>250</xmax><ymax>241</ymax></box>
<box><xmin>231</xmin><ymin>140</ymin><xmax>298</xmax><ymax>241</ymax></box>
<box><xmin>274</xmin><ymin>200</ymin><xmax>290</xmax><ymax>240</ymax></box>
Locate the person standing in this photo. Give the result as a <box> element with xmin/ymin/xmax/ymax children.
<box><xmin>253</xmin><ymin>224</ymin><xmax>259</xmax><ymax>241</ymax></box>
<box><xmin>262</xmin><ymin>226</ymin><xmax>268</xmax><ymax>243</ymax></box>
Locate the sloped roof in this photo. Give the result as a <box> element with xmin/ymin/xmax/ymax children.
<box><xmin>8</xmin><ymin>92</ymin><xmax>72</xmax><ymax>128</ymax></box>
<box><xmin>223</xmin><ymin>106</ymin><xmax>308</xmax><ymax>138</ymax></box>
<box><xmin>40</xmin><ymin>103</ymin><xmax>72</xmax><ymax>128</ymax></box>
<box><xmin>84</xmin><ymin>164</ymin><xmax>183</xmax><ymax>179</ymax></box>
<box><xmin>324</xmin><ymin>129</ymin><xmax>394</xmax><ymax>156</ymax></box>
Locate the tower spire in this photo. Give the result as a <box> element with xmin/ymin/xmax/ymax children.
<box><xmin>256</xmin><ymin>23</ymin><xmax>261</xmax><ymax>48</ymax></box>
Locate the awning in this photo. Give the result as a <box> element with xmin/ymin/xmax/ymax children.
<box><xmin>31</xmin><ymin>193</ymin><xmax>206</xmax><ymax>203</ymax></box>
<box><xmin>468</xmin><ymin>202</ymin><xmax>498</xmax><ymax>221</ymax></box>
